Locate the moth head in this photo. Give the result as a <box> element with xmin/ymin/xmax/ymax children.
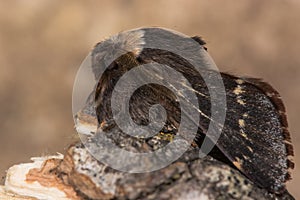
<box><xmin>91</xmin><ymin>29</ymin><xmax>145</xmax><ymax>81</ymax></box>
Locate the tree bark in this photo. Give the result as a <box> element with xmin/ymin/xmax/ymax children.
<box><xmin>1</xmin><ymin>141</ymin><xmax>294</xmax><ymax>200</ymax></box>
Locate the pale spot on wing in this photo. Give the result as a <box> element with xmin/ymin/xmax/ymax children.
<box><xmin>247</xmin><ymin>146</ymin><xmax>253</xmax><ymax>153</ymax></box>
<box><xmin>243</xmin><ymin>155</ymin><xmax>250</xmax><ymax>160</ymax></box>
<box><xmin>235</xmin><ymin>79</ymin><xmax>244</xmax><ymax>84</ymax></box>
<box><xmin>233</xmin><ymin>157</ymin><xmax>243</xmax><ymax>170</ymax></box>
<box><xmin>237</xmin><ymin>99</ymin><xmax>246</xmax><ymax>105</ymax></box>
<box><xmin>241</xmin><ymin>131</ymin><xmax>248</xmax><ymax>139</ymax></box>
<box><xmin>239</xmin><ymin>119</ymin><xmax>245</xmax><ymax>128</ymax></box>
<box><xmin>233</xmin><ymin>85</ymin><xmax>244</xmax><ymax>95</ymax></box>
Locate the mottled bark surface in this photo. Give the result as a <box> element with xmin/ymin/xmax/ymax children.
<box><xmin>1</xmin><ymin>140</ymin><xmax>295</xmax><ymax>200</ymax></box>
<box><xmin>55</xmin><ymin>142</ymin><xmax>294</xmax><ymax>200</ymax></box>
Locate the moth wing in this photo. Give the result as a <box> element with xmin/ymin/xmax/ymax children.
<box><xmin>211</xmin><ymin>75</ymin><xmax>294</xmax><ymax>193</ymax></box>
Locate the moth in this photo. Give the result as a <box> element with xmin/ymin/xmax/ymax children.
<box><xmin>75</xmin><ymin>27</ymin><xmax>294</xmax><ymax>194</ymax></box>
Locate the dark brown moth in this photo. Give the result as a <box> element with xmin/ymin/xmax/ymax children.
<box><xmin>78</xmin><ymin>27</ymin><xmax>294</xmax><ymax>194</ymax></box>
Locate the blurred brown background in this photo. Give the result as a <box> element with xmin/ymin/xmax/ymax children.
<box><xmin>0</xmin><ymin>0</ymin><xmax>299</xmax><ymax>198</ymax></box>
